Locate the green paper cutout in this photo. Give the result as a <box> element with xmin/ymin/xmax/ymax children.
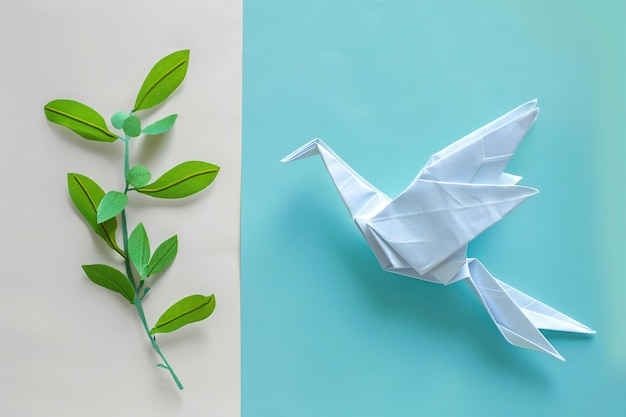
<box><xmin>136</xmin><ymin>161</ymin><xmax>220</xmax><ymax>199</ymax></box>
<box><xmin>129</xmin><ymin>223</ymin><xmax>150</xmax><ymax>278</ymax></box>
<box><xmin>150</xmin><ymin>294</ymin><xmax>216</xmax><ymax>335</ymax></box>
<box><xmin>133</xmin><ymin>50</ymin><xmax>189</xmax><ymax>111</ymax></box>
<box><xmin>111</xmin><ymin>111</ymin><xmax>129</xmax><ymax>129</ymax></box>
<box><xmin>146</xmin><ymin>235</ymin><xmax>178</xmax><ymax>277</ymax></box>
<box><xmin>122</xmin><ymin>115</ymin><xmax>142</xmax><ymax>137</ymax></box>
<box><xmin>45</xmin><ymin>50</ymin><xmax>220</xmax><ymax>390</ymax></box>
<box><xmin>127</xmin><ymin>165</ymin><xmax>151</xmax><ymax>188</ymax></box>
<box><xmin>67</xmin><ymin>173</ymin><xmax>124</xmax><ymax>258</ymax></box>
<box><xmin>97</xmin><ymin>191</ymin><xmax>128</xmax><ymax>223</ymax></box>
<box><xmin>44</xmin><ymin>99</ymin><xmax>117</xmax><ymax>142</ymax></box>
<box><xmin>82</xmin><ymin>264</ymin><xmax>135</xmax><ymax>304</ymax></box>
<box><xmin>142</xmin><ymin>114</ymin><xmax>178</xmax><ymax>135</ymax></box>
<box><xmin>128</xmin><ymin>223</ymin><xmax>177</xmax><ymax>279</ymax></box>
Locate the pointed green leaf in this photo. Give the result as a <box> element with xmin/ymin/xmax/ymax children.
<box><xmin>133</xmin><ymin>50</ymin><xmax>190</xmax><ymax>111</ymax></box>
<box><xmin>123</xmin><ymin>115</ymin><xmax>142</xmax><ymax>137</ymax></box>
<box><xmin>150</xmin><ymin>294</ymin><xmax>215</xmax><ymax>335</ymax></box>
<box><xmin>127</xmin><ymin>165</ymin><xmax>151</xmax><ymax>188</ymax></box>
<box><xmin>44</xmin><ymin>99</ymin><xmax>117</xmax><ymax>142</ymax></box>
<box><xmin>146</xmin><ymin>235</ymin><xmax>178</xmax><ymax>277</ymax></box>
<box><xmin>67</xmin><ymin>173</ymin><xmax>125</xmax><ymax>258</ymax></box>
<box><xmin>82</xmin><ymin>264</ymin><xmax>135</xmax><ymax>304</ymax></box>
<box><xmin>111</xmin><ymin>111</ymin><xmax>129</xmax><ymax>129</ymax></box>
<box><xmin>136</xmin><ymin>161</ymin><xmax>219</xmax><ymax>199</ymax></box>
<box><xmin>97</xmin><ymin>191</ymin><xmax>128</xmax><ymax>223</ymax></box>
<box><xmin>129</xmin><ymin>223</ymin><xmax>150</xmax><ymax>278</ymax></box>
<box><xmin>142</xmin><ymin>114</ymin><xmax>178</xmax><ymax>135</ymax></box>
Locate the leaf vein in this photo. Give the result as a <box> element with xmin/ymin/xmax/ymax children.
<box><xmin>147</xmin><ymin>243</ymin><xmax>175</xmax><ymax>276</ymax></box>
<box><xmin>45</xmin><ymin>106</ymin><xmax>117</xmax><ymax>138</ymax></box>
<box><xmin>134</xmin><ymin>59</ymin><xmax>187</xmax><ymax>111</ymax></box>
<box><xmin>139</xmin><ymin>169</ymin><xmax>217</xmax><ymax>193</ymax></box>
<box><xmin>156</xmin><ymin>298</ymin><xmax>212</xmax><ymax>329</ymax></box>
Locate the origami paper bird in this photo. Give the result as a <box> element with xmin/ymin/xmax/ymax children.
<box><xmin>281</xmin><ymin>100</ymin><xmax>594</xmax><ymax>360</ymax></box>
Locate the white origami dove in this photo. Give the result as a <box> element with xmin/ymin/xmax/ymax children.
<box><xmin>281</xmin><ymin>100</ymin><xmax>594</xmax><ymax>360</ymax></box>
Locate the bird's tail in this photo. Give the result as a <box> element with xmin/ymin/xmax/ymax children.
<box><xmin>465</xmin><ymin>259</ymin><xmax>594</xmax><ymax>361</ymax></box>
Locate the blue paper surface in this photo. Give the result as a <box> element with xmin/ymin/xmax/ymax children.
<box><xmin>242</xmin><ymin>1</ymin><xmax>626</xmax><ymax>415</ymax></box>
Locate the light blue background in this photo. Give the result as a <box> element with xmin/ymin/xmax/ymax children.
<box><xmin>242</xmin><ymin>1</ymin><xmax>626</xmax><ymax>415</ymax></box>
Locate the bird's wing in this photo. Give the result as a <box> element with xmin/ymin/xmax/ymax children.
<box><xmin>367</xmin><ymin>180</ymin><xmax>537</xmax><ymax>278</ymax></box>
<box><xmin>417</xmin><ymin>100</ymin><xmax>538</xmax><ymax>185</ymax></box>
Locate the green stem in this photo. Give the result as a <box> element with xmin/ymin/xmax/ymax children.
<box><xmin>121</xmin><ymin>138</ymin><xmax>135</xmax><ymax>291</ymax></box>
<box><xmin>121</xmin><ymin>135</ymin><xmax>184</xmax><ymax>390</ymax></box>
<box><xmin>134</xmin><ymin>292</ymin><xmax>184</xmax><ymax>390</ymax></box>
<box><xmin>124</xmin><ymin>136</ymin><xmax>130</xmax><ymax>184</ymax></box>
<box><xmin>121</xmin><ymin>210</ymin><xmax>135</xmax><ymax>290</ymax></box>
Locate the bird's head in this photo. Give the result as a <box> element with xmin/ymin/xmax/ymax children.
<box><xmin>281</xmin><ymin>138</ymin><xmax>323</xmax><ymax>163</ymax></box>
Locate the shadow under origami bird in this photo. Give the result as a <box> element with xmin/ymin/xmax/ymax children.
<box><xmin>281</xmin><ymin>100</ymin><xmax>594</xmax><ymax>361</ymax></box>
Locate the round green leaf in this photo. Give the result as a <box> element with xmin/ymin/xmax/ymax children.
<box><xmin>136</xmin><ymin>161</ymin><xmax>219</xmax><ymax>199</ymax></box>
<box><xmin>150</xmin><ymin>294</ymin><xmax>215</xmax><ymax>335</ymax></box>
<box><xmin>123</xmin><ymin>115</ymin><xmax>142</xmax><ymax>137</ymax></box>
<box><xmin>44</xmin><ymin>99</ymin><xmax>117</xmax><ymax>142</ymax></box>
<box><xmin>111</xmin><ymin>111</ymin><xmax>129</xmax><ymax>129</ymax></box>
<box><xmin>133</xmin><ymin>50</ymin><xmax>190</xmax><ymax>111</ymax></box>
<box><xmin>127</xmin><ymin>165</ymin><xmax>151</xmax><ymax>188</ymax></box>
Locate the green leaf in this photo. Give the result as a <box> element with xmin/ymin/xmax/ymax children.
<box><xmin>82</xmin><ymin>264</ymin><xmax>135</xmax><ymax>304</ymax></box>
<box><xmin>127</xmin><ymin>165</ymin><xmax>151</xmax><ymax>188</ymax></box>
<box><xmin>123</xmin><ymin>115</ymin><xmax>142</xmax><ymax>137</ymax></box>
<box><xmin>142</xmin><ymin>114</ymin><xmax>178</xmax><ymax>135</ymax></box>
<box><xmin>136</xmin><ymin>161</ymin><xmax>219</xmax><ymax>199</ymax></box>
<box><xmin>129</xmin><ymin>223</ymin><xmax>150</xmax><ymax>278</ymax></box>
<box><xmin>67</xmin><ymin>173</ymin><xmax>124</xmax><ymax>258</ymax></box>
<box><xmin>111</xmin><ymin>111</ymin><xmax>129</xmax><ymax>129</ymax></box>
<box><xmin>97</xmin><ymin>191</ymin><xmax>128</xmax><ymax>223</ymax></box>
<box><xmin>133</xmin><ymin>50</ymin><xmax>190</xmax><ymax>112</ymax></box>
<box><xmin>146</xmin><ymin>235</ymin><xmax>178</xmax><ymax>277</ymax></box>
<box><xmin>150</xmin><ymin>294</ymin><xmax>215</xmax><ymax>335</ymax></box>
<box><xmin>44</xmin><ymin>99</ymin><xmax>117</xmax><ymax>142</ymax></box>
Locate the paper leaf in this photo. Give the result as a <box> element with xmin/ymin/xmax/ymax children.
<box><xmin>123</xmin><ymin>115</ymin><xmax>142</xmax><ymax>137</ymax></box>
<box><xmin>136</xmin><ymin>161</ymin><xmax>219</xmax><ymax>199</ymax></box>
<box><xmin>127</xmin><ymin>165</ymin><xmax>151</xmax><ymax>188</ymax></box>
<box><xmin>142</xmin><ymin>114</ymin><xmax>178</xmax><ymax>135</ymax></box>
<box><xmin>97</xmin><ymin>191</ymin><xmax>128</xmax><ymax>223</ymax></box>
<box><xmin>67</xmin><ymin>173</ymin><xmax>123</xmax><ymax>256</ymax></box>
<box><xmin>111</xmin><ymin>111</ymin><xmax>129</xmax><ymax>129</ymax></box>
<box><xmin>82</xmin><ymin>264</ymin><xmax>135</xmax><ymax>304</ymax></box>
<box><xmin>146</xmin><ymin>235</ymin><xmax>178</xmax><ymax>277</ymax></box>
<box><xmin>150</xmin><ymin>294</ymin><xmax>215</xmax><ymax>335</ymax></box>
<box><xmin>133</xmin><ymin>50</ymin><xmax>190</xmax><ymax>112</ymax></box>
<box><xmin>129</xmin><ymin>223</ymin><xmax>150</xmax><ymax>278</ymax></box>
<box><xmin>44</xmin><ymin>99</ymin><xmax>117</xmax><ymax>142</ymax></box>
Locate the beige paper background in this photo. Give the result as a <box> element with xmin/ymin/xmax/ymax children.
<box><xmin>0</xmin><ymin>1</ymin><xmax>241</xmax><ymax>415</ymax></box>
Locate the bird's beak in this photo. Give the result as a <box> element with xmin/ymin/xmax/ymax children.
<box><xmin>280</xmin><ymin>138</ymin><xmax>322</xmax><ymax>163</ymax></box>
